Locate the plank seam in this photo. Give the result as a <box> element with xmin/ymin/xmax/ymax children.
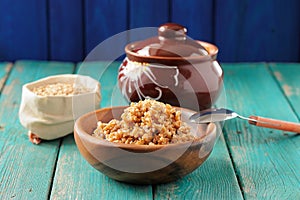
<box><xmin>46</xmin><ymin>0</ymin><xmax>51</xmax><ymax>60</ymax></box>
<box><xmin>82</xmin><ymin>0</ymin><xmax>86</xmax><ymax>60</ymax></box>
<box><xmin>47</xmin><ymin>139</ymin><xmax>63</xmax><ymax>200</ymax></box>
<box><xmin>222</xmin><ymin>128</ymin><xmax>246</xmax><ymax>200</ymax></box>
<box><xmin>0</xmin><ymin>63</ymin><xmax>13</xmax><ymax>95</ymax></box>
<box><xmin>127</xmin><ymin>0</ymin><xmax>130</xmax><ymax>30</ymax></box>
<box><xmin>168</xmin><ymin>0</ymin><xmax>172</xmax><ymax>22</ymax></box>
<box><xmin>126</xmin><ymin>0</ymin><xmax>130</xmax><ymax>45</ymax></box>
<box><xmin>152</xmin><ymin>185</ymin><xmax>156</xmax><ymax>200</ymax></box>
<box><xmin>212</xmin><ymin>0</ymin><xmax>216</xmax><ymax>43</ymax></box>
<box><xmin>266</xmin><ymin>63</ymin><xmax>300</xmax><ymax>121</ymax></box>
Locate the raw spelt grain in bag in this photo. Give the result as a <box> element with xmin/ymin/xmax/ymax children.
<box><xmin>19</xmin><ymin>74</ymin><xmax>101</xmax><ymax>140</ymax></box>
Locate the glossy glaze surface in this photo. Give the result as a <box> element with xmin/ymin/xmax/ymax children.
<box><xmin>118</xmin><ymin>23</ymin><xmax>223</xmax><ymax>110</ymax></box>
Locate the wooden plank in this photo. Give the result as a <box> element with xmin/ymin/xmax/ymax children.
<box><xmin>129</xmin><ymin>0</ymin><xmax>169</xmax><ymax>28</ymax></box>
<box><xmin>84</xmin><ymin>0</ymin><xmax>127</xmax><ymax>58</ymax></box>
<box><xmin>0</xmin><ymin>60</ymin><xmax>74</xmax><ymax>199</ymax></box>
<box><xmin>0</xmin><ymin>62</ymin><xmax>12</xmax><ymax>92</ymax></box>
<box><xmin>76</xmin><ymin>61</ymin><xmax>128</xmax><ymax>107</ymax></box>
<box><xmin>221</xmin><ymin>63</ymin><xmax>300</xmax><ymax>199</ymax></box>
<box><xmin>171</xmin><ymin>0</ymin><xmax>214</xmax><ymax>42</ymax></box>
<box><xmin>128</xmin><ymin>0</ymin><xmax>169</xmax><ymax>44</ymax></box>
<box><xmin>49</xmin><ymin>0</ymin><xmax>84</xmax><ymax>62</ymax></box>
<box><xmin>154</xmin><ymin>134</ymin><xmax>243</xmax><ymax>199</ymax></box>
<box><xmin>50</xmin><ymin>62</ymin><xmax>152</xmax><ymax>199</ymax></box>
<box><xmin>269</xmin><ymin>63</ymin><xmax>300</xmax><ymax>120</ymax></box>
<box><xmin>50</xmin><ymin>134</ymin><xmax>152</xmax><ymax>200</ymax></box>
<box><xmin>0</xmin><ymin>1</ymin><xmax>48</xmax><ymax>61</ymax></box>
<box><xmin>215</xmin><ymin>0</ymin><xmax>300</xmax><ymax>62</ymax></box>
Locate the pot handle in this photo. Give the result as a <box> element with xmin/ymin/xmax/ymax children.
<box><xmin>158</xmin><ymin>23</ymin><xmax>187</xmax><ymax>40</ymax></box>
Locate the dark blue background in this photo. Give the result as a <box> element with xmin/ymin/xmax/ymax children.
<box><xmin>0</xmin><ymin>0</ymin><xmax>299</xmax><ymax>62</ymax></box>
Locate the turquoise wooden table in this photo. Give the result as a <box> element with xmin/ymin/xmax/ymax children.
<box><xmin>0</xmin><ymin>61</ymin><xmax>299</xmax><ymax>199</ymax></box>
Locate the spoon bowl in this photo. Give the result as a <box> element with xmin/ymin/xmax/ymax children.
<box><xmin>189</xmin><ymin>108</ymin><xmax>245</xmax><ymax>123</ymax></box>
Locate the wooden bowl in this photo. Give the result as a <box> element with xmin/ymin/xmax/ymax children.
<box><xmin>74</xmin><ymin>106</ymin><xmax>218</xmax><ymax>184</ymax></box>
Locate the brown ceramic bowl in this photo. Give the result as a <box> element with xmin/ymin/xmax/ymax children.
<box><xmin>74</xmin><ymin>106</ymin><xmax>219</xmax><ymax>184</ymax></box>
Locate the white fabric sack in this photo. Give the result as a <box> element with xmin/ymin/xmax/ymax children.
<box><xmin>19</xmin><ymin>74</ymin><xmax>101</xmax><ymax>140</ymax></box>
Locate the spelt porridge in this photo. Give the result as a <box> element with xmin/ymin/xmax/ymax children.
<box><xmin>93</xmin><ymin>99</ymin><xmax>195</xmax><ymax>145</ymax></box>
<box><xmin>32</xmin><ymin>83</ymin><xmax>91</xmax><ymax>96</ymax></box>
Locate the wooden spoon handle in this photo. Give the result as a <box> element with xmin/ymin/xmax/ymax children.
<box><xmin>249</xmin><ymin>116</ymin><xmax>300</xmax><ymax>133</ymax></box>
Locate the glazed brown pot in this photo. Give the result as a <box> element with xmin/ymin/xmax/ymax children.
<box><xmin>118</xmin><ymin>23</ymin><xmax>223</xmax><ymax>111</ymax></box>
<box><xmin>74</xmin><ymin>106</ymin><xmax>218</xmax><ymax>184</ymax></box>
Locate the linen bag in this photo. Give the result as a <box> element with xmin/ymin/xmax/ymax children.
<box><xmin>19</xmin><ymin>74</ymin><xmax>101</xmax><ymax>140</ymax></box>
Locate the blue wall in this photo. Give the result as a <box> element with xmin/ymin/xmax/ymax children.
<box><xmin>0</xmin><ymin>0</ymin><xmax>299</xmax><ymax>62</ymax></box>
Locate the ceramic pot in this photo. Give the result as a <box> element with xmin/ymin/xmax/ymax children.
<box><xmin>118</xmin><ymin>23</ymin><xmax>223</xmax><ymax>110</ymax></box>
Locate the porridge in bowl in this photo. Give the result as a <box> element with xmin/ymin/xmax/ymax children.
<box><xmin>93</xmin><ymin>99</ymin><xmax>195</xmax><ymax>145</ymax></box>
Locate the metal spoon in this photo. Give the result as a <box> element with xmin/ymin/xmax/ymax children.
<box><xmin>189</xmin><ymin>108</ymin><xmax>300</xmax><ymax>133</ymax></box>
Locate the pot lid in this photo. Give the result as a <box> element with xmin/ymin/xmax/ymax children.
<box><xmin>127</xmin><ymin>23</ymin><xmax>209</xmax><ymax>58</ymax></box>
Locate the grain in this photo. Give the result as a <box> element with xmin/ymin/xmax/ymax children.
<box><xmin>31</xmin><ymin>83</ymin><xmax>91</xmax><ymax>96</ymax></box>
<box><xmin>93</xmin><ymin>99</ymin><xmax>194</xmax><ymax>145</ymax></box>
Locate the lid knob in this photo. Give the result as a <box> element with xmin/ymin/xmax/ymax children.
<box><xmin>158</xmin><ymin>23</ymin><xmax>187</xmax><ymax>40</ymax></box>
